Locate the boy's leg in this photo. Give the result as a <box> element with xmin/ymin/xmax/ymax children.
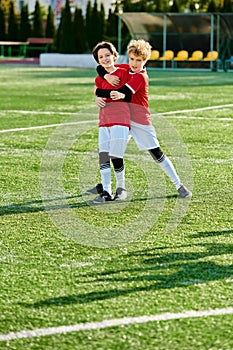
<box><xmin>109</xmin><ymin>125</ymin><xmax>129</xmax><ymax>200</ymax></box>
<box><xmin>149</xmin><ymin>148</ymin><xmax>181</xmax><ymax>189</ymax></box>
<box><xmin>92</xmin><ymin>127</ymin><xmax>113</xmax><ymax>203</ymax></box>
<box><xmin>149</xmin><ymin>148</ymin><xmax>192</xmax><ymax>198</ymax></box>
<box><xmin>130</xmin><ymin>122</ymin><xmax>192</xmax><ymax>197</ymax></box>
<box><xmin>99</xmin><ymin>151</ymin><xmax>112</xmax><ymax>194</ymax></box>
<box><xmin>111</xmin><ymin>157</ymin><xmax>125</xmax><ymax>189</ymax></box>
<box><xmin>92</xmin><ymin>151</ymin><xmax>113</xmax><ymax>203</ymax></box>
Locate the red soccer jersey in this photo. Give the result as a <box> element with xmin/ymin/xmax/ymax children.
<box><xmin>95</xmin><ymin>67</ymin><xmax>130</xmax><ymax>127</ymax></box>
<box><xmin>116</xmin><ymin>64</ymin><xmax>151</xmax><ymax>125</ymax></box>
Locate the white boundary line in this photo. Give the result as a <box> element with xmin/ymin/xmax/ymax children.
<box><xmin>156</xmin><ymin>103</ymin><xmax>233</xmax><ymax>115</ymax></box>
<box><xmin>0</xmin><ymin>104</ymin><xmax>233</xmax><ymax>134</ymax></box>
<box><xmin>0</xmin><ymin>120</ymin><xmax>97</xmax><ymax>133</ymax></box>
<box><xmin>0</xmin><ymin>307</ymin><xmax>233</xmax><ymax>341</ymax></box>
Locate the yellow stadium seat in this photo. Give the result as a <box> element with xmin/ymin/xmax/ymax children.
<box><xmin>203</xmin><ymin>50</ymin><xmax>218</xmax><ymax>61</ymax></box>
<box><xmin>188</xmin><ymin>50</ymin><xmax>203</xmax><ymax>61</ymax></box>
<box><xmin>173</xmin><ymin>50</ymin><xmax>189</xmax><ymax>61</ymax></box>
<box><xmin>149</xmin><ymin>50</ymin><xmax>160</xmax><ymax>61</ymax></box>
<box><xmin>159</xmin><ymin>50</ymin><xmax>174</xmax><ymax>61</ymax></box>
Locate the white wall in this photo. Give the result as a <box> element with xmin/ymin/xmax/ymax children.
<box><xmin>40</xmin><ymin>53</ymin><xmax>128</xmax><ymax>67</ymax></box>
<box><xmin>40</xmin><ymin>53</ymin><xmax>97</xmax><ymax>68</ymax></box>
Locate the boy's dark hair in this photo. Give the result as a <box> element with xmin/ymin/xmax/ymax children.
<box><xmin>92</xmin><ymin>41</ymin><xmax>119</xmax><ymax>63</ymax></box>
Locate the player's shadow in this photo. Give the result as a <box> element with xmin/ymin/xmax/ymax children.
<box><xmin>191</xmin><ymin>230</ymin><xmax>233</xmax><ymax>238</ymax></box>
<box><xmin>23</xmin><ymin>240</ymin><xmax>233</xmax><ymax>308</ymax></box>
<box><xmin>0</xmin><ymin>195</ymin><xmax>87</xmax><ymax>216</ymax></box>
<box><xmin>0</xmin><ymin>193</ymin><xmax>177</xmax><ymax>216</ymax></box>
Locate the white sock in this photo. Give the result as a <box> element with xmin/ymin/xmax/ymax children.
<box><xmin>115</xmin><ymin>168</ymin><xmax>125</xmax><ymax>189</ymax></box>
<box><xmin>100</xmin><ymin>167</ymin><xmax>111</xmax><ymax>194</ymax></box>
<box><xmin>159</xmin><ymin>156</ymin><xmax>181</xmax><ymax>190</ymax></box>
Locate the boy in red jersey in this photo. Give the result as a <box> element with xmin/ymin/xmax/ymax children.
<box><xmin>91</xmin><ymin>41</ymin><xmax>131</xmax><ymax>203</ymax></box>
<box><xmin>89</xmin><ymin>39</ymin><xmax>192</xmax><ymax>198</ymax></box>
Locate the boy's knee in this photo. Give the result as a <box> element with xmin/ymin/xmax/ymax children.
<box><xmin>149</xmin><ymin>147</ymin><xmax>165</xmax><ymax>162</ymax></box>
<box><xmin>99</xmin><ymin>152</ymin><xmax>110</xmax><ymax>166</ymax></box>
<box><xmin>111</xmin><ymin>157</ymin><xmax>124</xmax><ymax>170</ymax></box>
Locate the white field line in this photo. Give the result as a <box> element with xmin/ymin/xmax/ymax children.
<box><xmin>156</xmin><ymin>103</ymin><xmax>233</xmax><ymax>115</ymax></box>
<box><xmin>2</xmin><ymin>103</ymin><xmax>233</xmax><ymax>116</ymax></box>
<box><xmin>0</xmin><ymin>307</ymin><xmax>233</xmax><ymax>341</ymax></box>
<box><xmin>0</xmin><ymin>120</ymin><xmax>97</xmax><ymax>133</ymax></box>
<box><xmin>0</xmin><ymin>104</ymin><xmax>233</xmax><ymax>134</ymax></box>
<box><xmin>155</xmin><ymin>116</ymin><xmax>233</xmax><ymax>121</ymax></box>
<box><xmin>0</xmin><ymin>110</ymin><xmax>89</xmax><ymax>115</ymax></box>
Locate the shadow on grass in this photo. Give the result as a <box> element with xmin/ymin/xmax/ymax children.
<box><xmin>191</xmin><ymin>230</ymin><xmax>233</xmax><ymax>238</ymax></box>
<box><xmin>21</xmin><ymin>240</ymin><xmax>233</xmax><ymax>308</ymax></box>
<box><xmin>0</xmin><ymin>195</ymin><xmax>87</xmax><ymax>216</ymax></box>
<box><xmin>0</xmin><ymin>194</ymin><xmax>177</xmax><ymax>216</ymax></box>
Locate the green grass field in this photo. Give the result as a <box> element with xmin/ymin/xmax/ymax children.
<box><xmin>0</xmin><ymin>65</ymin><xmax>232</xmax><ymax>350</ymax></box>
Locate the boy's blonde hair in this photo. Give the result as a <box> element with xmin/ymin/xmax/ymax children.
<box><xmin>127</xmin><ymin>39</ymin><xmax>152</xmax><ymax>62</ymax></box>
<box><xmin>92</xmin><ymin>41</ymin><xmax>119</xmax><ymax>63</ymax></box>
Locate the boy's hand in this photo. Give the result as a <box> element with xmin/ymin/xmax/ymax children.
<box><xmin>104</xmin><ymin>74</ymin><xmax>120</xmax><ymax>86</ymax></box>
<box><xmin>96</xmin><ymin>97</ymin><xmax>106</xmax><ymax>108</ymax></box>
<box><xmin>110</xmin><ymin>91</ymin><xmax>125</xmax><ymax>100</ymax></box>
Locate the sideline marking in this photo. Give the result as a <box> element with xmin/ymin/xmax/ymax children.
<box><xmin>156</xmin><ymin>103</ymin><xmax>233</xmax><ymax>115</ymax></box>
<box><xmin>1</xmin><ymin>103</ymin><xmax>233</xmax><ymax>117</ymax></box>
<box><xmin>0</xmin><ymin>120</ymin><xmax>97</xmax><ymax>133</ymax></box>
<box><xmin>0</xmin><ymin>104</ymin><xmax>233</xmax><ymax>134</ymax></box>
<box><xmin>0</xmin><ymin>307</ymin><xmax>233</xmax><ymax>341</ymax></box>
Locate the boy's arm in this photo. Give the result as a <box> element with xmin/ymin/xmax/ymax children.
<box><xmin>96</xmin><ymin>65</ymin><xmax>120</xmax><ymax>86</ymax></box>
<box><xmin>95</xmin><ymin>88</ymin><xmax>111</xmax><ymax>98</ymax></box>
<box><xmin>96</xmin><ymin>85</ymin><xmax>132</xmax><ymax>102</ymax></box>
<box><xmin>95</xmin><ymin>74</ymin><xmax>112</xmax><ymax>98</ymax></box>
<box><xmin>96</xmin><ymin>65</ymin><xmax>132</xmax><ymax>101</ymax></box>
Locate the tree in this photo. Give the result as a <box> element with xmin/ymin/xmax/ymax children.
<box><xmin>7</xmin><ymin>0</ymin><xmax>18</xmax><ymax>40</ymax></box>
<box><xmin>170</xmin><ymin>0</ymin><xmax>180</xmax><ymax>12</ymax></box>
<box><xmin>221</xmin><ymin>0</ymin><xmax>233</xmax><ymax>12</ymax></box>
<box><xmin>1</xmin><ymin>0</ymin><xmax>11</xmax><ymax>16</ymax></box>
<box><xmin>85</xmin><ymin>0</ymin><xmax>92</xmax><ymax>50</ymax></box>
<box><xmin>73</xmin><ymin>7</ymin><xmax>87</xmax><ymax>53</ymax></box>
<box><xmin>46</xmin><ymin>5</ymin><xmax>55</xmax><ymax>38</ymax></box>
<box><xmin>19</xmin><ymin>4</ymin><xmax>31</xmax><ymax>41</ymax></box>
<box><xmin>207</xmin><ymin>0</ymin><xmax>218</xmax><ymax>12</ymax></box>
<box><xmin>122</xmin><ymin>0</ymin><xmax>134</xmax><ymax>12</ymax></box>
<box><xmin>154</xmin><ymin>0</ymin><xmax>164</xmax><ymax>12</ymax></box>
<box><xmin>32</xmin><ymin>0</ymin><xmax>44</xmax><ymax>37</ymax></box>
<box><xmin>89</xmin><ymin>0</ymin><xmax>102</xmax><ymax>48</ymax></box>
<box><xmin>137</xmin><ymin>0</ymin><xmax>149</xmax><ymax>11</ymax></box>
<box><xmin>105</xmin><ymin>8</ymin><xmax>118</xmax><ymax>47</ymax></box>
<box><xmin>189</xmin><ymin>0</ymin><xmax>196</xmax><ymax>11</ymax></box>
<box><xmin>99</xmin><ymin>3</ymin><xmax>106</xmax><ymax>40</ymax></box>
<box><xmin>54</xmin><ymin>10</ymin><xmax>63</xmax><ymax>52</ymax></box>
<box><xmin>0</xmin><ymin>5</ymin><xmax>6</xmax><ymax>40</ymax></box>
<box><xmin>59</xmin><ymin>0</ymin><xmax>74</xmax><ymax>53</ymax></box>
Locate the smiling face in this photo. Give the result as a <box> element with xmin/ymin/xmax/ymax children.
<box><xmin>97</xmin><ymin>48</ymin><xmax>115</xmax><ymax>72</ymax></box>
<box><xmin>128</xmin><ymin>53</ymin><xmax>146</xmax><ymax>73</ymax></box>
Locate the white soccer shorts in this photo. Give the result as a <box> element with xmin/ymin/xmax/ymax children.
<box><xmin>130</xmin><ymin>121</ymin><xmax>160</xmax><ymax>150</ymax></box>
<box><xmin>98</xmin><ymin>125</ymin><xmax>129</xmax><ymax>158</ymax></box>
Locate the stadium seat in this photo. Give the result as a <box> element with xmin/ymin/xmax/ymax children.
<box><xmin>159</xmin><ymin>50</ymin><xmax>174</xmax><ymax>61</ymax></box>
<box><xmin>173</xmin><ymin>50</ymin><xmax>189</xmax><ymax>61</ymax></box>
<box><xmin>203</xmin><ymin>50</ymin><xmax>218</xmax><ymax>61</ymax></box>
<box><xmin>172</xmin><ymin>50</ymin><xmax>189</xmax><ymax>67</ymax></box>
<box><xmin>188</xmin><ymin>50</ymin><xmax>203</xmax><ymax>61</ymax></box>
<box><xmin>149</xmin><ymin>49</ymin><xmax>160</xmax><ymax>61</ymax></box>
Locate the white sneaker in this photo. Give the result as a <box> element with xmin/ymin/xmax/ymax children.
<box><xmin>178</xmin><ymin>185</ymin><xmax>192</xmax><ymax>198</ymax></box>
<box><xmin>114</xmin><ymin>188</ymin><xmax>127</xmax><ymax>201</ymax></box>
